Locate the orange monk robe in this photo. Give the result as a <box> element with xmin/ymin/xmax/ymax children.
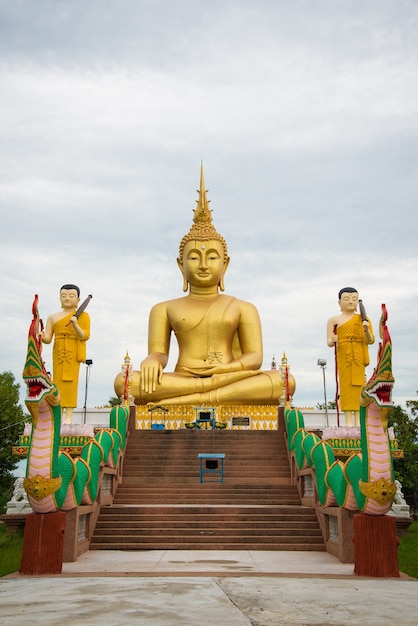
<box><xmin>336</xmin><ymin>314</ymin><xmax>374</xmax><ymax>412</ymax></box>
<box><xmin>52</xmin><ymin>311</ymin><xmax>90</xmax><ymax>407</ymax></box>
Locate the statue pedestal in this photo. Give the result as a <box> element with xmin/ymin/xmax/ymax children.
<box><xmin>391</xmin><ymin>503</ymin><xmax>411</xmax><ymax>518</ymax></box>
<box><xmin>390</xmin><ymin>506</ymin><xmax>414</xmax><ymax>537</ymax></box>
<box><xmin>353</xmin><ymin>513</ymin><xmax>400</xmax><ymax>577</ymax></box>
<box><xmin>19</xmin><ymin>512</ymin><xmax>66</xmax><ymax>575</ymax></box>
<box><xmin>135</xmin><ymin>403</ymin><xmax>280</xmax><ymax>430</ymax></box>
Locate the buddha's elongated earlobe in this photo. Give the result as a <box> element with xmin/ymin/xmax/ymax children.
<box><xmin>219</xmin><ymin>257</ymin><xmax>229</xmax><ymax>292</ymax></box>
<box><xmin>177</xmin><ymin>257</ymin><xmax>188</xmax><ymax>292</ymax></box>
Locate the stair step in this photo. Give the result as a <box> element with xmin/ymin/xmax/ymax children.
<box><xmin>118</xmin><ymin>483</ymin><xmax>293</xmax><ymax>487</ymax></box>
<box><xmin>98</xmin><ymin>505</ymin><xmax>316</xmax><ymax>514</ymax></box>
<box><xmin>90</xmin><ymin>541</ymin><xmax>326</xmax><ymax>551</ymax></box>
<box><xmin>92</xmin><ymin>534</ymin><xmax>323</xmax><ymax>543</ymax></box>
<box><xmin>97</xmin><ymin>514</ymin><xmax>318</xmax><ymax>522</ymax></box>
<box><xmin>113</xmin><ymin>498</ymin><xmax>300</xmax><ymax>504</ymax></box>
<box><xmin>96</xmin><ymin>523</ymin><xmax>319</xmax><ymax>530</ymax></box>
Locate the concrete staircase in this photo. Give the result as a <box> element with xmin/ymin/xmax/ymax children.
<box><xmin>90</xmin><ymin>429</ymin><xmax>325</xmax><ymax>551</ymax></box>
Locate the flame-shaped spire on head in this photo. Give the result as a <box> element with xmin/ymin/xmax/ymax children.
<box><xmin>178</xmin><ymin>163</ymin><xmax>228</xmax><ymax>263</ymax></box>
<box><xmin>194</xmin><ymin>162</ymin><xmax>212</xmax><ymax>225</ymax></box>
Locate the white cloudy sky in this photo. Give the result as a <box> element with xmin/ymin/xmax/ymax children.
<box><xmin>1</xmin><ymin>0</ymin><xmax>417</xmax><ymax>412</ymax></box>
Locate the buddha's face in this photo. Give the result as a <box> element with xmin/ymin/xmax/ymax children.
<box><xmin>180</xmin><ymin>240</ymin><xmax>228</xmax><ymax>289</ymax></box>
<box><xmin>339</xmin><ymin>291</ymin><xmax>359</xmax><ymax>313</ymax></box>
<box><xmin>60</xmin><ymin>288</ymin><xmax>79</xmax><ymax>310</ymax></box>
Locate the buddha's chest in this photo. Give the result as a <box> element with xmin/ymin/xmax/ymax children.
<box><xmin>168</xmin><ymin>299</ymin><xmax>238</xmax><ymax>338</ymax></box>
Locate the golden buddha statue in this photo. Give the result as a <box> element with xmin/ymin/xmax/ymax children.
<box><xmin>114</xmin><ymin>166</ymin><xmax>293</xmax><ymax>406</ymax></box>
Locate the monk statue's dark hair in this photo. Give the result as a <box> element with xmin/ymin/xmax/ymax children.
<box><xmin>338</xmin><ymin>287</ymin><xmax>358</xmax><ymax>300</ymax></box>
<box><xmin>61</xmin><ymin>284</ymin><xmax>80</xmax><ymax>297</ymax></box>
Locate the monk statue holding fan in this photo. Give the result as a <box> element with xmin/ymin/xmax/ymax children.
<box><xmin>327</xmin><ymin>287</ymin><xmax>375</xmax><ymax>427</ymax></box>
<box><xmin>42</xmin><ymin>284</ymin><xmax>91</xmax><ymax>423</ymax></box>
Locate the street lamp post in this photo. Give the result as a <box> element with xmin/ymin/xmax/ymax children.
<box><xmin>82</xmin><ymin>359</ymin><xmax>93</xmax><ymax>425</ymax></box>
<box><xmin>317</xmin><ymin>359</ymin><xmax>329</xmax><ymax>427</ymax></box>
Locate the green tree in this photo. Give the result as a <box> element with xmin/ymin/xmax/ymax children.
<box><xmin>108</xmin><ymin>396</ymin><xmax>122</xmax><ymax>407</ymax></box>
<box><xmin>316</xmin><ymin>401</ymin><xmax>337</xmax><ymax>410</ymax></box>
<box><xmin>0</xmin><ymin>371</ymin><xmax>26</xmax><ymax>512</ymax></box>
<box><xmin>389</xmin><ymin>400</ymin><xmax>418</xmax><ymax>499</ymax></box>
<box><xmin>406</xmin><ymin>392</ymin><xmax>418</xmax><ymax>422</ymax></box>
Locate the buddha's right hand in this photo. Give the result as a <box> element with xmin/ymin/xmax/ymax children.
<box><xmin>140</xmin><ymin>356</ymin><xmax>164</xmax><ymax>393</ymax></box>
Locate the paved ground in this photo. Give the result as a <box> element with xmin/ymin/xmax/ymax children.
<box><xmin>1</xmin><ymin>550</ymin><xmax>417</xmax><ymax>625</ymax></box>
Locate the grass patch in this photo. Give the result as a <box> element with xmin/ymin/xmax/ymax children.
<box><xmin>398</xmin><ymin>520</ymin><xmax>418</xmax><ymax>579</ymax></box>
<box><xmin>0</xmin><ymin>523</ymin><xmax>24</xmax><ymax>577</ymax></box>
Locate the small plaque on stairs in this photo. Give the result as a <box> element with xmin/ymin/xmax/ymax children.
<box><xmin>232</xmin><ymin>416</ymin><xmax>250</xmax><ymax>427</ymax></box>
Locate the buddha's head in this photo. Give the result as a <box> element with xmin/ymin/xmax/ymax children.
<box><xmin>178</xmin><ymin>167</ymin><xmax>230</xmax><ymax>292</ymax></box>
<box><xmin>338</xmin><ymin>287</ymin><xmax>359</xmax><ymax>313</ymax></box>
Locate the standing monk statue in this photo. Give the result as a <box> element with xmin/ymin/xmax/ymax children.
<box><xmin>327</xmin><ymin>287</ymin><xmax>375</xmax><ymax>427</ymax></box>
<box><xmin>114</xmin><ymin>166</ymin><xmax>292</xmax><ymax>406</ymax></box>
<box><xmin>42</xmin><ymin>284</ymin><xmax>91</xmax><ymax>424</ymax></box>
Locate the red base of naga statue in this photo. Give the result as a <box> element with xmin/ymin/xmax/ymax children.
<box><xmin>353</xmin><ymin>513</ymin><xmax>400</xmax><ymax>577</ymax></box>
<box><xmin>19</xmin><ymin>511</ymin><xmax>66</xmax><ymax>575</ymax></box>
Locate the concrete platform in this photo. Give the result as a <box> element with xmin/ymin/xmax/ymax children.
<box><xmin>2</xmin><ymin>550</ymin><xmax>417</xmax><ymax>625</ymax></box>
<box><xmin>62</xmin><ymin>548</ymin><xmax>356</xmax><ymax>577</ymax></box>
